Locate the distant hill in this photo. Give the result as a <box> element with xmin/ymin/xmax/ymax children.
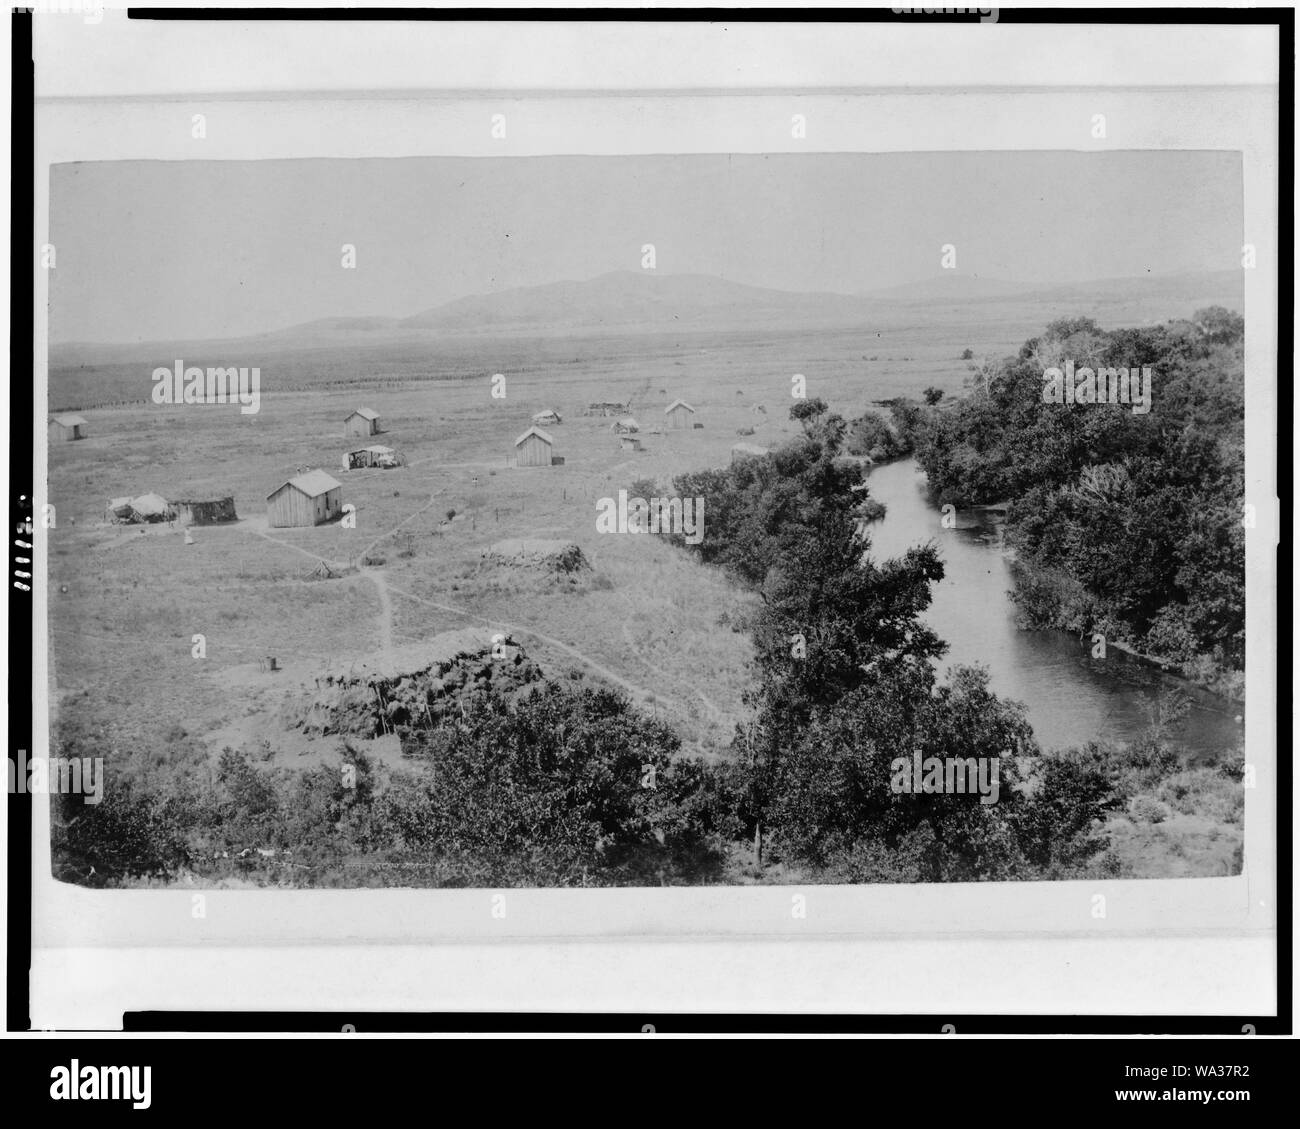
<box><xmin>865</xmin><ymin>274</ymin><xmax>1039</xmax><ymax>302</ymax></box>
<box><xmin>49</xmin><ymin>268</ymin><xmax>1245</xmax><ymax>366</ymax></box>
<box><xmin>396</xmin><ymin>271</ymin><xmax>868</xmax><ymax>333</ymax></box>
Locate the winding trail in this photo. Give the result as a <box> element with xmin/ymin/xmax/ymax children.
<box><xmin>248</xmin><ymin>486</ymin><xmax>682</xmax><ymax>714</ymax></box>
<box><xmin>356</xmin><ymin>488</ymin><xmax>448</xmax><ymax>563</ymax></box>
<box><xmin>250</xmin><ymin>526</ymin><xmax>347</xmax><ymax>570</ymax></box>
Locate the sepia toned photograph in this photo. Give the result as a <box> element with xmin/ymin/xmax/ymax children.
<box><xmin>42</xmin><ymin>146</ymin><xmax>1251</xmax><ymax>891</ymax></box>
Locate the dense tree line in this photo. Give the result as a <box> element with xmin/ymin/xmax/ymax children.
<box><xmin>912</xmin><ymin>309</ymin><xmax>1244</xmax><ymax>687</ymax></box>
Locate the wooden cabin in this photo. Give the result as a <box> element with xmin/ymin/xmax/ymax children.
<box><xmin>49</xmin><ymin>414</ymin><xmax>87</xmax><ymax>442</ymax></box>
<box><xmin>664</xmin><ymin>399</ymin><xmax>696</xmax><ymax>430</ymax></box>
<box><xmin>514</xmin><ymin>425</ymin><xmax>554</xmax><ymax>468</ymax></box>
<box><xmin>266</xmin><ymin>470</ymin><xmax>343</xmax><ymax>527</ymax></box>
<box><xmin>343</xmin><ymin>408</ymin><xmax>381</xmax><ymax>438</ymax></box>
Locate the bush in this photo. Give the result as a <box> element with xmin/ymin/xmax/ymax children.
<box><xmin>52</xmin><ymin>782</ymin><xmax>191</xmax><ymax>887</ymax></box>
<box><xmin>628</xmin><ymin>477</ymin><xmax>659</xmax><ymax>500</ymax></box>
<box><xmin>1130</xmin><ymin>795</ymin><xmax>1168</xmax><ymax>823</ymax></box>
<box><xmin>380</xmin><ymin>679</ymin><xmax>733</xmax><ymax>886</ymax></box>
<box><xmin>1155</xmin><ymin>768</ymin><xmax>1243</xmax><ymax>823</ymax></box>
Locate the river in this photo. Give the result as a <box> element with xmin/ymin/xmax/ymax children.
<box><xmin>864</xmin><ymin>458</ymin><xmax>1242</xmax><ymax>761</ymax></box>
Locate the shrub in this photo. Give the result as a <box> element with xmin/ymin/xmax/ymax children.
<box><xmin>1130</xmin><ymin>795</ymin><xmax>1168</xmax><ymax>823</ymax></box>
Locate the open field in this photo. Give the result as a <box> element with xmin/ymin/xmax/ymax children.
<box><xmin>50</xmin><ymin>320</ymin><xmax>1011</xmax><ymax>410</ymax></box>
<box><xmin>50</xmin><ymin>323</ymin><xmax>989</xmax><ymax>785</ymax></box>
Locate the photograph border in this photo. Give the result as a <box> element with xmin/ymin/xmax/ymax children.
<box><xmin>10</xmin><ymin>5</ymin><xmax>1292</xmax><ymax>1034</ymax></box>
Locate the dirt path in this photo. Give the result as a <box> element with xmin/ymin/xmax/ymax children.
<box><xmin>252</xmin><ymin>491</ymin><xmax>456</xmax><ymax>658</ymax></box>
<box><xmin>250</xmin><ymin>526</ymin><xmax>348</xmax><ymax>570</ymax></box>
<box><xmin>356</xmin><ymin>489</ymin><xmax>447</xmax><ymax>562</ymax></box>
<box><xmin>247</xmin><ymin>483</ymin><xmax>680</xmax><ymax>715</ymax></box>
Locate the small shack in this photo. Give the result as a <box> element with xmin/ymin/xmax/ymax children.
<box><xmin>171</xmin><ymin>497</ymin><xmax>238</xmax><ymax>525</ymax></box>
<box><xmin>620</xmin><ymin>435</ymin><xmax>644</xmax><ymax>453</ymax></box>
<box><xmin>532</xmin><ymin>409</ymin><xmax>563</xmax><ymax>426</ymax></box>
<box><xmin>266</xmin><ymin>469</ymin><xmax>343</xmax><ymax>528</ymax></box>
<box><xmin>49</xmin><ymin>414</ymin><xmax>87</xmax><ymax>442</ymax></box>
<box><xmin>611</xmin><ymin>416</ymin><xmax>641</xmax><ymax>434</ymax></box>
<box><xmin>105</xmin><ymin>493</ymin><xmax>176</xmax><ymax>524</ymax></box>
<box><xmin>514</xmin><ymin>425</ymin><xmax>555</xmax><ymax>468</ymax></box>
<box><xmin>342</xmin><ymin>445</ymin><xmax>401</xmax><ymax>471</ymax></box>
<box><xmin>130</xmin><ymin>493</ymin><xmax>174</xmax><ymax>523</ymax></box>
<box><xmin>665</xmin><ymin>399</ymin><xmax>696</xmax><ymax>429</ymax></box>
<box><xmin>343</xmin><ymin>408</ymin><xmax>382</xmax><ymax>438</ymax></box>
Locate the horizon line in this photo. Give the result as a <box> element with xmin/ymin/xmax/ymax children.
<box><xmin>50</xmin><ymin>265</ymin><xmax>1244</xmax><ymax>351</ymax></box>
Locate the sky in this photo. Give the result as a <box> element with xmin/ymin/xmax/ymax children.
<box><xmin>49</xmin><ymin>150</ymin><xmax>1243</xmax><ymax>344</ymax></box>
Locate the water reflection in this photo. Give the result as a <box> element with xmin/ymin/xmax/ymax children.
<box><xmin>864</xmin><ymin>459</ymin><xmax>1241</xmax><ymax>761</ymax></box>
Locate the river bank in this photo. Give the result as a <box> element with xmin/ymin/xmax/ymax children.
<box><xmin>864</xmin><ymin>457</ymin><xmax>1244</xmax><ymax>761</ymax></box>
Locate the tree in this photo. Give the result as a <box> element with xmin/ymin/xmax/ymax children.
<box><xmin>923</xmin><ymin>386</ymin><xmax>944</xmax><ymax>406</ymax></box>
<box><xmin>387</xmin><ymin>679</ymin><xmax>732</xmax><ymax>886</ymax></box>
<box><xmin>1192</xmin><ymin>305</ymin><xmax>1244</xmax><ymax>345</ymax></box>
<box><xmin>789</xmin><ymin>397</ymin><xmax>828</xmax><ymax>431</ymax></box>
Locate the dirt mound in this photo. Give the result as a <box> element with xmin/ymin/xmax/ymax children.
<box><xmin>484</xmin><ymin>539</ymin><xmax>590</xmax><ymax>572</ymax></box>
<box><xmin>281</xmin><ymin>628</ymin><xmax>542</xmax><ymax>739</ymax></box>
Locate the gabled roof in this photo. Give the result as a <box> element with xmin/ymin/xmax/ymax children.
<box><xmin>348</xmin><ymin>407</ymin><xmax>380</xmax><ymax>420</ymax></box>
<box><xmin>51</xmin><ymin>414</ymin><xmax>86</xmax><ymax>427</ymax></box>
<box><xmin>514</xmin><ymin>425</ymin><xmax>553</xmax><ymax>447</ymax></box>
<box><xmin>363</xmin><ymin>445</ymin><xmax>394</xmax><ymax>455</ymax></box>
<box><xmin>267</xmin><ymin>469</ymin><xmax>341</xmax><ymax>500</ymax></box>
<box><xmin>664</xmin><ymin>399</ymin><xmax>695</xmax><ymax>414</ymax></box>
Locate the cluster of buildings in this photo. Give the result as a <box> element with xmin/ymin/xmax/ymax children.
<box><xmin>513</xmin><ymin>398</ymin><xmax>698</xmax><ymax>465</ymax></box>
<box><xmin>59</xmin><ymin>394</ymin><xmax>708</xmax><ymax>532</ymax></box>
<box><xmin>63</xmin><ymin>407</ymin><xmax>389</xmax><ymax>531</ymax></box>
<box><xmin>268</xmin><ymin>407</ymin><xmax>392</xmax><ymax>527</ymax></box>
